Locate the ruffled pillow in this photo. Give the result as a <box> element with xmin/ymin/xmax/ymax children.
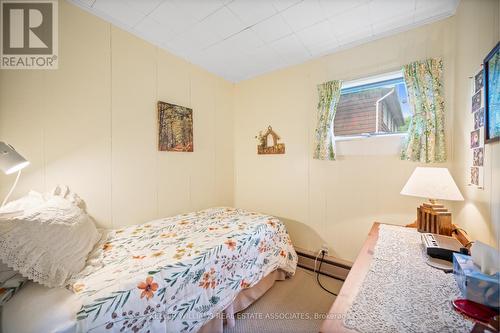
<box><xmin>0</xmin><ymin>190</ymin><xmax>45</xmax><ymax>218</ymax></box>
<box><xmin>0</xmin><ymin>187</ymin><xmax>100</xmax><ymax>288</ymax></box>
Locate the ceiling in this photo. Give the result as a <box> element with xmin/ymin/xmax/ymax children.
<box><xmin>69</xmin><ymin>0</ymin><xmax>460</xmax><ymax>82</ymax></box>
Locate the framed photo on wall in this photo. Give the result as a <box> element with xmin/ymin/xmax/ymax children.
<box><xmin>157</xmin><ymin>101</ymin><xmax>194</xmax><ymax>152</ymax></box>
<box><xmin>484</xmin><ymin>42</ymin><xmax>500</xmax><ymax>143</ymax></box>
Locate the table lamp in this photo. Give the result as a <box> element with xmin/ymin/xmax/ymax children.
<box><xmin>401</xmin><ymin>167</ymin><xmax>464</xmax><ymax>236</ymax></box>
<box><xmin>0</xmin><ymin>141</ymin><xmax>30</xmax><ymax>207</ymax></box>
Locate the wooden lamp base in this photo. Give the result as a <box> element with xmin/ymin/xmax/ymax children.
<box><xmin>406</xmin><ymin>200</ymin><xmax>472</xmax><ymax>248</ymax></box>
<box><xmin>417</xmin><ymin>201</ymin><xmax>452</xmax><ymax>235</ymax></box>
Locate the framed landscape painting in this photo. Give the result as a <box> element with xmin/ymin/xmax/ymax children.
<box><xmin>484</xmin><ymin>42</ymin><xmax>500</xmax><ymax>143</ymax></box>
<box><xmin>157</xmin><ymin>101</ymin><xmax>193</xmax><ymax>152</ymax></box>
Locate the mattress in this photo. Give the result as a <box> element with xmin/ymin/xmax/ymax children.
<box><xmin>3</xmin><ymin>207</ymin><xmax>297</xmax><ymax>333</ymax></box>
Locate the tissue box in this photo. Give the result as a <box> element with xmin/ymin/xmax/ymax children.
<box><xmin>453</xmin><ymin>253</ymin><xmax>500</xmax><ymax>308</ymax></box>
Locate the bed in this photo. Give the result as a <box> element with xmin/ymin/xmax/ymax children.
<box><xmin>2</xmin><ymin>207</ymin><xmax>297</xmax><ymax>333</ymax></box>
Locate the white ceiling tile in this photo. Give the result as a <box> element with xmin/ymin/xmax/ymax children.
<box><xmin>192</xmin><ymin>48</ymin><xmax>252</xmax><ymax>81</ymax></box>
<box><xmin>171</xmin><ymin>0</ymin><xmax>224</xmax><ymax>22</ymax></box>
<box><xmin>296</xmin><ymin>20</ymin><xmax>337</xmax><ymax>50</ymax></box>
<box><xmin>93</xmin><ymin>0</ymin><xmax>146</xmax><ymax>27</ymax></box>
<box><xmin>213</xmin><ymin>29</ymin><xmax>264</xmax><ymax>55</ymax></box>
<box><xmin>161</xmin><ymin>39</ymin><xmax>197</xmax><ymax>60</ymax></box>
<box><xmin>238</xmin><ymin>55</ymin><xmax>277</xmax><ymax>79</ymax></box>
<box><xmin>372</xmin><ymin>11</ymin><xmax>415</xmax><ymax>35</ymax></box>
<box><xmin>328</xmin><ymin>4</ymin><xmax>372</xmax><ymax>36</ymax></box>
<box><xmin>192</xmin><ymin>45</ymin><xmax>231</xmax><ymax>67</ymax></box>
<box><xmin>150</xmin><ymin>1</ymin><xmax>198</xmax><ymax>34</ymax></box>
<box><xmin>280</xmin><ymin>0</ymin><xmax>328</xmax><ymax>32</ymax></box>
<box><xmin>272</xmin><ymin>0</ymin><xmax>302</xmax><ymax>12</ymax></box>
<box><xmin>369</xmin><ymin>0</ymin><xmax>416</xmax><ymax>25</ymax></box>
<box><xmin>335</xmin><ymin>25</ymin><xmax>373</xmax><ymax>46</ymax></box>
<box><xmin>269</xmin><ymin>33</ymin><xmax>310</xmax><ymax>62</ymax></box>
<box><xmin>202</xmin><ymin>6</ymin><xmax>246</xmax><ymax>39</ymax></box>
<box><xmin>414</xmin><ymin>0</ymin><xmax>458</xmax><ymax>22</ymax></box>
<box><xmin>196</xmin><ymin>35</ymin><xmax>253</xmax><ymax>70</ymax></box>
<box><xmin>177</xmin><ymin>23</ymin><xmax>221</xmax><ymax>51</ymax></box>
<box><xmin>163</xmin><ymin>37</ymin><xmax>198</xmax><ymax>57</ymax></box>
<box><xmin>197</xmin><ymin>45</ymin><xmax>275</xmax><ymax>81</ymax></box>
<box><xmin>251</xmin><ymin>14</ymin><xmax>293</xmax><ymax>43</ymax></box>
<box><xmin>167</xmin><ymin>23</ymin><xmax>225</xmax><ymax>57</ymax></box>
<box><xmin>227</xmin><ymin>0</ymin><xmax>278</xmax><ymax>27</ymax></box>
<box><xmin>122</xmin><ymin>0</ymin><xmax>163</xmax><ymax>15</ymax></box>
<box><xmin>133</xmin><ymin>16</ymin><xmax>175</xmax><ymax>45</ymax></box>
<box><xmin>223</xmin><ymin>58</ymin><xmax>256</xmax><ymax>80</ymax></box>
<box><xmin>246</xmin><ymin>45</ymin><xmax>281</xmax><ymax>66</ymax></box>
<box><xmin>306</xmin><ymin>40</ymin><xmax>339</xmax><ymax>56</ymax></box>
<box><xmin>319</xmin><ymin>0</ymin><xmax>368</xmax><ymax>18</ymax></box>
<box><xmin>416</xmin><ymin>0</ymin><xmax>457</xmax><ymax>11</ymax></box>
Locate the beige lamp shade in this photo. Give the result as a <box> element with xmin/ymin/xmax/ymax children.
<box><xmin>401</xmin><ymin>167</ymin><xmax>464</xmax><ymax>201</ymax></box>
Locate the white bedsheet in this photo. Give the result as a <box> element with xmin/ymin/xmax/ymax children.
<box><xmin>2</xmin><ymin>282</ymin><xmax>80</xmax><ymax>333</ymax></box>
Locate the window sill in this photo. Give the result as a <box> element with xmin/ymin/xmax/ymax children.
<box><xmin>335</xmin><ymin>132</ymin><xmax>407</xmax><ymax>156</ymax></box>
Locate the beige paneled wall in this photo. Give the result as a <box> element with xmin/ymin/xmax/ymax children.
<box><xmin>234</xmin><ymin>19</ymin><xmax>457</xmax><ymax>261</ymax></box>
<box><xmin>44</xmin><ymin>11</ymin><xmax>112</xmax><ymax>225</ymax></box>
<box><xmin>0</xmin><ymin>1</ymin><xmax>234</xmax><ymax>228</ymax></box>
<box><xmin>111</xmin><ymin>27</ymin><xmax>158</xmax><ymax>226</ymax></box>
<box><xmin>0</xmin><ymin>1</ymin><xmax>113</xmax><ymax>225</ymax></box>
<box><xmin>451</xmin><ymin>0</ymin><xmax>500</xmax><ymax>246</ymax></box>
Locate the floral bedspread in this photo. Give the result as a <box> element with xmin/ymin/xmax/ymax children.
<box><xmin>70</xmin><ymin>207</ymin><xmax>297</xmax><ymax>333</ymax></box>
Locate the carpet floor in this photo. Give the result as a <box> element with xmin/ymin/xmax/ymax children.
<box><xmin>224</xmin><ymin>267</ymin><xmax>343</xmax><ymax>333</ymax></box>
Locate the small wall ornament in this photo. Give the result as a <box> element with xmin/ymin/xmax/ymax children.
<box><xmin>255</xmin><ymin>126</ymin><xmax>285</xmax><ymax>154</ymax></box>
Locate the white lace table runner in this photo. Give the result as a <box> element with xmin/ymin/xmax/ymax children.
<box><xmin>344</xmin><ymin>225</ymin><xmax>473</xmax><ymax>333</ymax></box>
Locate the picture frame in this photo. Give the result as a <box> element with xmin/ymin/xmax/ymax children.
<box><xmin>473</xmin><ymin>147</ymin><xmax>484</xmax><ymax>167</ymax></box>
<box><xmin>474</xmin><ymin>108</ymin><xmax>485</xmax><ymax>129</ymax></box>
<box><xmin>157</xmin><ymin>101</ymin><xmax>194</xmax><ymax>152</ymax></box>
<box><xmin>474</xmin><ymin>70</ymin><xmax>484</xmax><ymax>93</ymax></box>
<box><xmin>483</xmin><ymin>42</ymin><xmax>500</xmax><ymax>143</ymax></box>
<box><xmin>471</xmin><ymin>167</ymin><xmax>480</xmax><ymax>186</ymax></box>
<box><xmin>471</xmin><ymin>90</ymin><xmax>482</xmax><ymax>113</ymax></box>
<box><xmin>470</xmin><ymin>129</ymin><xmax>480</xmax><ymax>149</ymax></box>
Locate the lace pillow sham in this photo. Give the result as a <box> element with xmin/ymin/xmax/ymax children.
<box><xmin>0</xmin><ymin>186</ymin><xmax>101</xmax><ymax>288</ymax></box>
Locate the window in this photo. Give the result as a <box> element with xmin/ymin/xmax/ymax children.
<box><xmin>334</xmin><ymin>71</ymin><xmax>411</xmax><ymax>137</ymax></box>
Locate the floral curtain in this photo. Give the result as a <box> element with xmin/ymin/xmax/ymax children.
<box><xmin>401</xmin><ymin>58</ymin><xmax>446</xmax><ymax>163</ymax></box>
<box><xmin>314</xmin><ymin>80</ymin><xmax>342</xmax><ymax>160</ymax></box>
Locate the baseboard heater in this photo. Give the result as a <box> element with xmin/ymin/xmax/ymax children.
<box><xmin>295</xmin><ymin>248</ymin><xmax>352</xmax><ymax>281</ymax></box>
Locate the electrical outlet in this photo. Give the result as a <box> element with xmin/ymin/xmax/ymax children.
<box><xmin>321</xmin><ymin>244</ymin><xmax>329</xmax><ymax>255</ymax></box>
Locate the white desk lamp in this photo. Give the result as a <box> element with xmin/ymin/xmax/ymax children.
<box><xmin>401</xmin><ymin>167</ymin><xmax>464</xmax><ymax>235</ymax></box>
<box><xmin>0</xmin><ymin>142</ymin><xmax>30</xmax><ymax>207</ymax></box>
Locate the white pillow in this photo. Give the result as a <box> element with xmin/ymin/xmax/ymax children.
<box><xmin>0</xmin><ymin>187</ymin><xmax>100</xmax><ymax>288</ymax></box>
<box><xmin>0</xmin><ymin>190</ymin><xmax>45</xmax><ymax>218</ymax></box>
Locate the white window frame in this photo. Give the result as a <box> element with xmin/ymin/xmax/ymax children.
<box><xmin>334</xmin><ymin>70</ymin><xmax>409</xmax><ymax>156</ymax></box>
<box><xmin>335</xmin><ymin>70</ymin><xmax>408</xmax><ymax>141</ymax></box>
<box><xmin>341</xmin><ymin>70</ymin><xmax>403</xmax><ymax>90</ymax></box>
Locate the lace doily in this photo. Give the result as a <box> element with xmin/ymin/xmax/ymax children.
<box><xmin>344</xmin><ymin>225</ymin><xmax>473</xmax><ymax>333</ymax></box>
